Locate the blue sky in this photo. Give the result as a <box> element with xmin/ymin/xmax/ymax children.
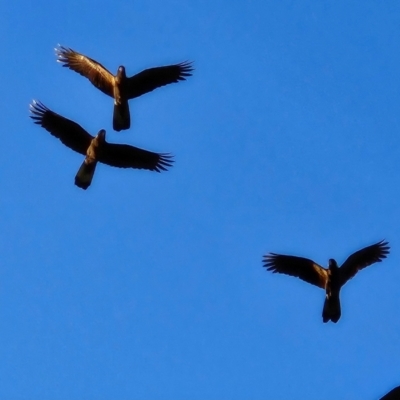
<box><xmin>1</xmin><ymin>1</ymin><xmax>400</xmax><ymax>399</ymax></box>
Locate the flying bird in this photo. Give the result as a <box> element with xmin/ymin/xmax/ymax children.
<box><xmin>29</xmin><ymin>100</ymin><xmax>173</xmax><ymax>190</ymax></box>
<box><xmin>263</xmin><ymin>240</ymin><xmax>390</xmax><ymax>323</ymax></box>
<box><xmin>55</xmin><ymin>45</ymin><xmax>194</xmax><ymax>132</ymax></box>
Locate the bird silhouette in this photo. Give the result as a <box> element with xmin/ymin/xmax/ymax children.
<box><xmin>263</xmin><ymin>240</ymin><xmax>390</xmax><ymax>323</ymax></box>
<box><xmin>30</xmin><ymin>100</ymin><xmax>173</xmax><ymax>189</ymax></box>
<box><xmin>55</xmin><ymin>45</ymin><xmax>193</xmax><ymax>131</ymax></box>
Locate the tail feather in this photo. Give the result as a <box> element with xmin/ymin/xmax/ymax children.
<box><xmin>75</xmin><ymin>160</ymin><xmax>97</xmax><ymax>190</ymax></box>
<box><xmin>113</xmin><ymin>100</ymin><xmax>130</xmax><ymax>131</ymax></box>
<box><xmin>322</xmin><ymin>294</ymin><xmax>341</xmax><ymax>323</ymax></box>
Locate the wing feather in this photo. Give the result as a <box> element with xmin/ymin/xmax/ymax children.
<box><xmin>55</xmin><ymin>45</ymin><xmax>114</xmax><ymax>97</ymax></box>
<box><xmin>126</xmin><ymin>61</ymin><xmax>194</xmax><ymax>99</ymax></box>
<box><xmin>99</xmin><ymin>142</ymin><xmax>174</xmax><ymax>172</ymax></box>
<box><xmin>29</xmin><ymin>100</ymin><xmax>93</xmax><ymax>155</ymax></box>
<box><xmin>338</xmin><ymin>240</ymin><xmax>390</xmax><ymax>285</ymax></box>
<box><xmin>263</xmin><ymin>254</ymin><xmax>328</xmax><ymax>289</ymax></box>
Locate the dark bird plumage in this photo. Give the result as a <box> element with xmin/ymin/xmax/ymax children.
<box><xmin>29</xmin><ymin>100</ymin><xmax>173</xmax><ymax>189</ymax></box>
<box><xmin>379</xmin><ymin>386</ymin><xmax>400</xmax><ymax>400</ymax></box>
<box><xmin>55</xmin><ymin>45</ymin><xmax>194</xmax><ymax>131</ymax></box>
<box><xmin>263</xmin><ymin>240</ymin><xmax>390</xmax><ymax>323</ymax></box>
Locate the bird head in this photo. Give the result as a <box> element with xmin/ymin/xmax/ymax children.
<box><xmin>328</xmin><ymin>259</ymin><xmax>338</xmax><ymax>270</ymax></box>
<box><xmin>117</xmin><ymin>66</ymin><xmax>126</xmax><ymax>78</ymax></box>
<box><xmin>96</xmin><ymin>129</ymin><xmax>106</xmax><ymax>142</ymax></box>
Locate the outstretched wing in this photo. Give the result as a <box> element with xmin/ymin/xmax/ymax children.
<box><xmin>55</xmin><ymin>45</ymin><xmax>114</xmax><ymax>97</ymax></box>
<box><xmin>29</xmin><ymin>100</ymin><xmax>93</xmax><ymax>155</ymax></box>
<box><xmin>126</xmin><ymin>61</ymin><xmax>193</xmax><ymax>99</ymax></box>
<box><xmin>99</xmin><ymin>142</ymin><xmax>174</xmax><ymax>172</ymax></box>
<box><xmin>263</xmin><ymin>254</ymin><xmax>328</xmax><ymax>289</ymax></box>
<box><xmin>338</xmin><ymin>240</ymin><xmax>390</xmax><ymax>286</ymax></box>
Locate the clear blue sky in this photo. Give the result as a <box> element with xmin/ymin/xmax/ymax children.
<box><xmin>1</xmin><ymin>1</ymin><xmax>399</xmax><ymax>399</ymax></box>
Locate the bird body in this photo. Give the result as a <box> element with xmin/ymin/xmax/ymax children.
<box><xmin>323</xmin><ymin>259</ymin><xmax>342</xmax><ymax>322</ymax></box>
<box><xmin>263</xmin><ymin>241</ymin><xmax>390</xmax><ymax>323</ymax></box>
<box><xmin>112</xmin><ymin>66</ymin><xmax>131</xmax><ymax>131</ymax></box>
<box><xmin>74</xmin><ymin>130</ymin><xmax>105</xmax><ymax>189</ymax></box>
<box><xmin>55</xmin><ymin>45</ymin><xmax>194</xmax><ymax>131</ymax></box>
<box><xmin>29</xmin><ymin>100</ymin><xmax>173</xmax><ymax>189</ymax></box>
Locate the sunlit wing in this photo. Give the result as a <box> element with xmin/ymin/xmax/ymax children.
<box><xmin>55</xmin><ymin>45</ymin><xmax>114</xmax><ymax>97</ymax></box>
<box><xmin>263</xmin><ymin>254</ymin><xmax>328</xmax><ymax>289</ymax></box>
<box><xmin>99</xmin><ymin>142</ymin><xmax>174</xmax><ymax>172</ymax></box>
<box><xmin>29</xmin><ymin>100</ymin><xmax>93</xmax><ymax>155</ymax></box>
<box><xmin>126</xmin><ymin>61</ymin><xmax>194</xmax><ymax>99</ymax></box>
<box><xmin>338</xmin><ymin>240</ymin><xmax>390</xmax><ymax>286</ymax></box>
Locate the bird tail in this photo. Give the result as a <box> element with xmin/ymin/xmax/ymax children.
<box><xmin>75</xmin><ymin>159</ymin><xmax>97</xmax><ymax>190</ymax></box>
<box><xmin>113</xmin><ymin>100</ymin><xmax>130</xmax><ymax>131</ymax></box>
<box><xmin>322</xmin><ymin>293</ymin><xmax>341</xmax><ymax>323</ymax></box>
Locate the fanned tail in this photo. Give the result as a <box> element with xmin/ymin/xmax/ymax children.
<box><xmin>113</xmin><ymin>100</ymin><xmax>130</xmax><ymax>131</ymax></box>
<box><xmin>75</xmin><ymin>160</ymin><xmax>97</xmax><ymax>190</ymax></box>
<box><xmin>322</xmin><ymin>294</ymin><xmax>341</xmax><ymax>323</ymax></box>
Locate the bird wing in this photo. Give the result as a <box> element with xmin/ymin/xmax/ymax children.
<box><xmin>338</xmin><ymin>240</ymin><xmax>390</xmax><ymax>286</ymax></box>
<box><xmin>125</xmin><ymin>61</ymin><xmax>193</xmax><ymax>99</ymax></box>
<box><xmin>55</xmin><ymin>45</ymin><xmax>114</xmax><ymax>97</ymax></box>
<box><xmin>29</xmin><ymin>100</ymin><xmax>93</xmax><ymax>155</ymax></box>
<box><xmin>263</xmin><ymin>254</ymin><xmax>328</xmax><ymax>289</ymax></box>
<box><xmin>98</xmin><ymin>142</ymin><xmax>174</xmax><ymax>172</ymax></box>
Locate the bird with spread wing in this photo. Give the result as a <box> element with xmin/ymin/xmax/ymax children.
<box><xmin>55</xmin><ymin>45</ymin><xmax>193</xmax><ymax>132</ymax></box>
<box><xmin>29</xmin><ymin>100</ymin><xmax>173</xmax><ymax>190</ymax></box>
<box><xmin>263</xmin><ymin>240</ymin><xmax>390</xmax><ymax>323</ymax></box>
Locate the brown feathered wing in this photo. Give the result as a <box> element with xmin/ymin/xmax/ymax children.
<box><xmin>55</xmin><ymin>45</ymin><xmax>114</xmax><ymax>97</ymax></box>
<box><xmin>263</xmin><ymin>254</ymin><xmax>329</xmax><ymax>289</ymax></box>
